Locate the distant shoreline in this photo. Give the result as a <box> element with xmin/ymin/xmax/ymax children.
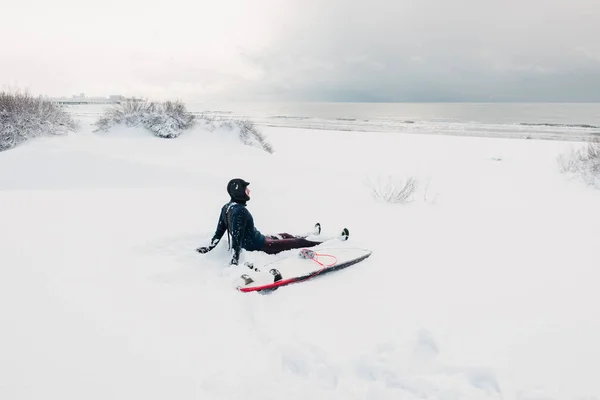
<box><xmin>62</xmin><ymin>102</ymin><xmax>600</xmax><ymax>143</ymax></box>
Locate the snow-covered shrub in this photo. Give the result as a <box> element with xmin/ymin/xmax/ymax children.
<box><xmin>558</xmin><ymin>139</ymin><xmax>600</xmax><ymax>188</ymax></box>
<box><xmin>95</xmin><ymin>100</ymin><xmax>273</xmax><ymax>152</ymax></box>
<box><xmin>94</xmin><ymin>100</ymin><xmax>195</xmax><ymax>138</ymax></box>
<box><xmin>142</xmin><ymin>101</ymin><xmax>196</xmax><ymax>138</ymax></box>
<box><xmin>200</xmin><ymin>115</ymin><xmax>274</xmax><ymax>153</ymax></box>
<box><xmin>0</xmin><ymin>91</ymin><xmax>77</xmax><ymax>151</ymax></box>
<box><xmin>232</xmin><ymin>119</ymin><xmax>274</xmax><ymax>154</ymax></box>
<box><xmin>365</xmin><ymin>175</ymin><xmax>420</xmax><ymax>204</ymax></box>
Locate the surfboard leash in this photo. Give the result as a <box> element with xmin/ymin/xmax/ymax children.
<box><xmin>298</xmin><ymin>248</ymin><xmax>338</xmax><ymax>280</ymax></box>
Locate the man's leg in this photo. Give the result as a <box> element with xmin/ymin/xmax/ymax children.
<box><xmin>262</xmin><ymin>234</ymin><xmax>322</xmax><ymax>255</ymax></box>
<box><xmin>275</xmin><ymin>233</ymin><xmax>298</xmax><ymax>239</ymax></box>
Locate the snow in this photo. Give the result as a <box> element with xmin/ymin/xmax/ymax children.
<box><xmin>1</xmin><ymin>114</ymin><xmax>599</xmax><ymax>400</ymax></box>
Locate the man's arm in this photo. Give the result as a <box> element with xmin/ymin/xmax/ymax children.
<box><xmin>229</xmin><ymin>208</ymin><xmax>249</xmax><ymax>265</ymax></box>
<box><xmin>197</xmin><ymin>206</ymin><xmax>228</xmax><ymax>253</ymax></box>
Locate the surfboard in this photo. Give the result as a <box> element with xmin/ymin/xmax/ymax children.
<box><xmin>234</xmin><ymin>247</ymin><xmax>372</xmax><ymax>293</ymax></box>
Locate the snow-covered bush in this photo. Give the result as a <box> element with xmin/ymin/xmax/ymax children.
<box><xmin>94</xmin><ymin>100</ymin><xmax>195</xmax><ymax>138</ymax></box>
<box><xmin>200</xmin><ymin>115</ymin><xmax>274</xmax><ymax>153</ymax></box>
<box><xmin>365</xmin><ymin>175</ymin><xmax>420</xmax><ymax>204</ymax></box>
<box><xmin>558</xmin><ymin>139</ymin><xmax>600</xmax><ymax>188</ymax></box>
<box><xmin>94</xmin><ymin>100</ymin><xmax>274</xmax><ymax>152</ymax></box>
<box><xmin>0</xmin><ymin>91</ymin><xmax>77</xmax><ymax>151</ymax></box>
<box><xmin>235</xmin><ymin>119</ymin><xmax>274</xmax><ymax>154</ymax></box>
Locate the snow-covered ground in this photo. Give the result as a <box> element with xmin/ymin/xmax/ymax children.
<box><xmin>1</xmin><ymin>114</ymin><xmax>599</xmax><ymax>400</ymax></box>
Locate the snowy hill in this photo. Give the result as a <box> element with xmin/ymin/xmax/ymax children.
<box><xmin>1</xmin><ymin>114</ymin><xmax>599</xmax><ymax>400</ymax></box>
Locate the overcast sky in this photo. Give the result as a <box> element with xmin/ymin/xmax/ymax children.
<box><xmin>2</xmin><ymin>0</ymin><xmax>599</xmax><ymax>102</ymax></box>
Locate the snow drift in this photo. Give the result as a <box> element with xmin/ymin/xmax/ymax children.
<box><xmin>1</xmin><ymin>108</ymin><xmax>599</xmax><ymax>400</ymax></box>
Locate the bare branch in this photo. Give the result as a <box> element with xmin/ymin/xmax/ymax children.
<box><xmin>558</xmin><ymin>137</ymin><xmax>600</xmax><ymax>188</ymax></box>
<box><xmin>365</xmin><ymin>175</ymin><xmax>420</xmax><ymax>204</ymax></box>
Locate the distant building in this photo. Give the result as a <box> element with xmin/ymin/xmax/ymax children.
<box><xmin>50</xmin><ymin>93</ymin><xmax>143</xmax><ymax>105</ymax></box>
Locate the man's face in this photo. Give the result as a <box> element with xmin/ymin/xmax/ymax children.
<box><xmin>245</xmin><ymin>186</ymin><xmax>251</xmax><ymax>198</ymax></box>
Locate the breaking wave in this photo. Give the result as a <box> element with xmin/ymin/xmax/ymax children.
<box><xmin>520</xmin><ymin>122</ymin><xmax>599</xmax><ymax>129</ymax></box>
<box><xmin>272</xmin><ymin>115</ymin><xmax>310</xmax><ymax>120</ymax></box>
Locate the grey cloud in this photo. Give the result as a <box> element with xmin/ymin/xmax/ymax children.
<box><xmin>2</xmin><ymin>0</ymin><xmax>599</xmax><ymax>101</ymax></box>
<box><xmin>240</xmin><ymin>0</ymin><xmax>600</xmax><ymax>101</ymax></box>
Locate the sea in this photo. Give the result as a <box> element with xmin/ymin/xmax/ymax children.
<box><xmin>65</xmin><ymin>102</ymin><xmax>600</xmax><ymax>142</ymax></box>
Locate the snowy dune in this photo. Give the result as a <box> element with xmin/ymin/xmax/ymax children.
<box><xmin>1</xmin><ymin>115</ymin><xmax>599</xmax><ymax>400</ymax></box>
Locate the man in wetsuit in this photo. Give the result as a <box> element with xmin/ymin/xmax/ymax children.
<box><xmin>196</xmin><ymin>178</ymin><xmax>337</xmax><ymax>266</ymax></box>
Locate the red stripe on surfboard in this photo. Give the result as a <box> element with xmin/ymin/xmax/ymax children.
<box><xmin>238</xmin><ymin>276</ymin><xmax>301</xmax><ymax>292</ymax></box>
<box><xmin>238</xmin><ymin>262</ymin><xmax>334</xmax><ymax>292</ymax></box>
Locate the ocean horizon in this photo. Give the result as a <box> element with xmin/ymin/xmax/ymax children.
<box><xmin>63</xmin><ymin>101</ymin><xmax>600</xmax><ymax>142</ymax></box>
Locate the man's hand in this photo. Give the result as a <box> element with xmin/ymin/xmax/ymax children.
<box><xmin>197</xmin><ymin>238</ymin><xmax>220</xmax><ymax>254</ymax></box>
